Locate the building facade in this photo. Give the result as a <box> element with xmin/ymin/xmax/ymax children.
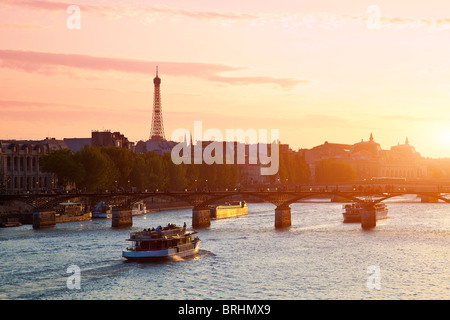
<box><xmin>299</xmin><ymin>134</ymin><xmax>428</xmax><ymax>181</ymax></box>
<box><xmin>0</xmin><ymin>139</ymin><xmax>68</xmax><ymax>194</ymax></box>
<box><xmin>91</xmin><ymin>130</ymin><xmax>135</xmax><ymax>151</ymax></box>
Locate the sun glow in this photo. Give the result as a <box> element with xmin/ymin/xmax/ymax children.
<box><xmin>441</xmin><ymin>131</ymin><xmax>450</xmax><ymax>148</ymax></box>
<box><xmin>430</xmin><ymin>126</ymin><xmax>450</xmax><ymax>157</ymax></box>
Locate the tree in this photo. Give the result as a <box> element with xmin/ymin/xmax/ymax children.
<box><xmin>101</xmin><ymin>147</ymin><xmax>135</xmax><ymax>189</ymax></box>
<box><xmin>74</xmin><ymin>146</ymin><xmax>118</xmax><ymax>191</ymax></box>
<box><xmin>185</xmin><ymin>164</ymin><xmax>200</xmax><ymax>190</ymax></box>
<box><xmin>40</xmin><ymin>149</ymin><xmax>84</xmax><ymax>188</ymax></box>
<box><xmin>162</xmin><ymin>153</ymin><xmax>187</xmax><ymax>190</ymax></box>
<box><xmin>216</xmin><ymin>164</ymin><xmax>240</xmax><ymax>188</ymax></box>
<box><xmin>143</xmin><ymin>152</ymin><xmax>167</xmax><ymax>189</ymax></box>
<box><xmin>198</xmin><ymin>163</ymin><xmax>217</xmax><ymax>189</ymax></box>
<box><xmin>271</xmin><ymin>152</ymin><xmax>311</xmax><ymax>184</ymax></box>
<box><xmin>129</xmin><ymin>155</ymin><xmax>149</xmax><ymax>191</ymax></box>
<box><xmin>315</xmin><ymin>159</ymin><xmax>356</xmax><ymax>183</ymax></box>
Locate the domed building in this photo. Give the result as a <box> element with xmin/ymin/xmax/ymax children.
<box><xmin>300</xmin><ymin>133</ymin><xmax>428</xmax><ymax>181</ymax></box>
<box><xmin>351</xmin><ymin>133</ymin><xmax>382</xmax><ymax>158</ymax></box>
<box><xmin>390</xmin><ymin>138</ymin><xmax>419</xmax><ymax>157</ymax></box>
<box><xmin>347</xmin><ymin>133</ymin><xmax>383</xmax><ymax>179</ymax></box>
<box><xmin>380</xmin><ymin>137</ymin><xmax>426</xmax><ymax>179</ymax></box>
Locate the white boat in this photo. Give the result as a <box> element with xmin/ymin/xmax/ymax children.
<box><xmin>342</xmin><ymin>202</ymin><xmax>388</xmax><ymax>223</ymax></box>
<box><xmin>122</xmin><ymin>224</ymin><xmax>201</xmax><ymax>261</ymax></box>
<box><xmin>131</xmin><ymin>201</ymin><xmax>147</xmax><ymax>216</ymax></box>
<box><xmin>92</xmin><ymin>201</ymin><xmax>112</xmax><ymax>219</ymax></box>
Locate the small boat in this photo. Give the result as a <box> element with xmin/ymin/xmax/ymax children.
<box><xmin>131</xmin><ymin>201</ymin><xmax>147</xmax><ymax>216</ymax></box>
<box><xmin>0</xmin><ymin>217</ymin><xmax>22</xmax><ymax>228</ymax></box>
<box><xmin>92</xmin><ymin>201</ymin><xmax>112</xmax><ymax>219</ymax></box>
<box><xmin>122</xmin><ymin>223</ymin><xmax>201</xmax><ymax>261</ymax></box>
<box><xmin>342</xmin><ymin>202</ymin><xmax>388</xmax><ymax>223</ymax></box>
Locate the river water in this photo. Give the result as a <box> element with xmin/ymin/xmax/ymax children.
<box><xmin>0</xmin><ymin>198</ymin><xmax>448</xmax><ymax>300</ymax></box>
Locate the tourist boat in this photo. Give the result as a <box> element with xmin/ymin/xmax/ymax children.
<box><xmin>210</xmin><ymin>201</ymin><xmax>248</xmax><ymax>219</ymax></box>
<box><xmin>342</xmin><ymin>202</ymin><xmax>388</xmax><ymax>223</ymax></box>
<box><xmin>122</xmin><ymin>224</ymin><xmax>201</xmax><ymax>261</ymax></box>
<box><xmin>92</xmin><ymin>201</ymin><xmax>112</xmax><ymax>218</ymax></box>
<box><xmin>131</xmin><ymin>200</ymin><xmax>147</xmax><ymax>216</ymax></box>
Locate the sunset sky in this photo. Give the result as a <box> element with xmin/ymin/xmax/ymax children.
<box><xmin>1</xmin><ymin>0</ymin><xmax>450</xmax><ymax>157</ymax></box>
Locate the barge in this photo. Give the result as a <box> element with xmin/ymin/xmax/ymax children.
<box><xmin>210</xmin><ymin>201</ymin><xmax>248</xmax><ymax>219</ymax></box>
<box><xmin>54</xmin><ymin>202</ymin><xmax>92</xmax><ymax>223</ymax></box>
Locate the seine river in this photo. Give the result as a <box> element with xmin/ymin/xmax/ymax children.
<box><xmin>0</xmin><ymin>198</ymin><xmax>448</xmax><ymax>300</ymax></box>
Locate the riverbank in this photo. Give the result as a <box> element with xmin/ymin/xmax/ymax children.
<box><xmin>0</xmin><ymin>200</ymin><xmax>194</xmax><ymax>227</ymax></box>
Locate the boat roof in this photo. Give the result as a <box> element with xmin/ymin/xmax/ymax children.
<box><xmin>127</xmin><ymin>225</ymin><xmax>194</xmax><ymax>240</ymax></box>
<box><xmin>58</xmin><ymin>202</ymin><xmax>81</xmax><ymax>206</ymax></box>
<box><xmin>126</xmin><ymin>231</ymin><xmax>198</xmax><ymax>241</ymax></box>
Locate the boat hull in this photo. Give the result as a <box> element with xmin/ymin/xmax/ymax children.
<box><xmin>92</xmin><ymin>212</ymin><xmax>112</xmax><ymax>219</ymax></box>
<box><xmin>210</xmin><ymin>201</ymin><xmax>248</xmax><ymax>219</ymax></box>
<box><xmin>122</xmin><ymin>240</ymin><xmax>201</xmax><ymax>261</ymax></box>
<box><xmin>343</xmin><ymin>209</ymin><xmax>388</xmax><ymax>223</ymax></box>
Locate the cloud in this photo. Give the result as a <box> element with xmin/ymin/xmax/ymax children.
<box><xmin>149</xmin><ymin>6</ymin><xmax>259</xmax><ymax>21</ymax></box>
<box><xmin>0</xmin><ymin>0</ymin><xmax>119</xmax><ymax>17</ymax></box>
<box><xmin>0</xmin><ymin>99</ymin><xmax>95</xmax><ymax>124</ymax></box>
<box><xmin>4</xmin><ymin>0</ymin><xmax>450</xmax><ymax>31</ymax></box>
<box><xmin>0</xmin><ymin>0</ymin><xmax>66</xmax><ymax>11</ymax></box>
<box><xmin>0</xmin><ymin>23</ymin><xmax>50</xmax><ymax>30</ymax></box>
<box><xmin>343</xmin><ymin>13</ymin><xmax>450</xmax><ymax>31</ymax></box>
<box><xmin>207</xmin><ymin>75</ymin><xmax>308</xmax><ymax>89</ymax></box>
<box><xmin>0</xmin><ymin>99</ymin><xmax>90</xmax><ymax>110</ymax></box>
<box><xmin>0</xmin><ymin>99</ymin><xmax>148</xmax><ymax>121</ymax></box>
<box><xmin>0</xmin><ymin>50</ymin><xmax>306</xmax><ymax>88</ymax></box>
<box><xmin>381</xmin><ymin>114</ymin><xmax>449</xmax><ymax>122</ymax></box>
<box><xmin>0</xmin><ymin>0</ymin><xmax>259</xmax><ymax>21</ymax></box>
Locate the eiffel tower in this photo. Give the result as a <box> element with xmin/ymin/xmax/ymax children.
<box><xmin>150</xmin><ymin>66</ymin><xmax>165</xmax><ymax>140</ymax></box>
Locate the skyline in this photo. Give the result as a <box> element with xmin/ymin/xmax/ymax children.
<box><xmin>2</xmin><ymin>1</ymin><xmax>450</xmax><ymax>157</ymax></box>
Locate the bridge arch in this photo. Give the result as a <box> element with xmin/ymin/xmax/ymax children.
<box><xmin>373</xmin><ymin>192</ymin><xmax>450</xmax><ymax>204</ymax></box>
<box><xmin>272</xmin><ymin>191</ymin><xmax>365</xmax><ymax>207</ymax></box>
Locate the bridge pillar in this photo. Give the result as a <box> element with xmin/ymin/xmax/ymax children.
<box><xmin>192</xmin><ymin>207</ymin><xmax>211</xmax><ymax>228</ymax></box>
<box><xmin>361</xmin><ymin>205</ymin><xmax>376</xmax><ymax>230</ymax></box>
<box><xmin>33</xmin><ymin>210</ymin><xmax>56</xmax><ymax>229</ymax></box>
<box><xmin>275</xmin><ymin>205</ymin><xmax>291</xmax><ymax>228</ymax></box>
<box><xmin>420</xmin><ymin>194</ymin><xmax>439</xmax><ymax>203</ymax></box>
<box><xmin>111</xmin><ymin>207</ymin><xmax>132</xmax><ymax>228</ymax></box>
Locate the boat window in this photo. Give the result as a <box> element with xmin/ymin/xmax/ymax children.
<box><xmin>135</xmin><ymin>241</ymin><xmax>141</xmax><ymax>250</ymax></box>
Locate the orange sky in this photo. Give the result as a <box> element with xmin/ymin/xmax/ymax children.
<box><xmin>1</xmin><ymin>0</ymin><xmax>450</xmax><ymax>157</ymax></box>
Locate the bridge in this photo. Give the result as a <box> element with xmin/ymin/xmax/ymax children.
<box><xmin>1</xmin><ymin>181</ymin><xmax>449</xmax><ymax>229</ymax></box>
